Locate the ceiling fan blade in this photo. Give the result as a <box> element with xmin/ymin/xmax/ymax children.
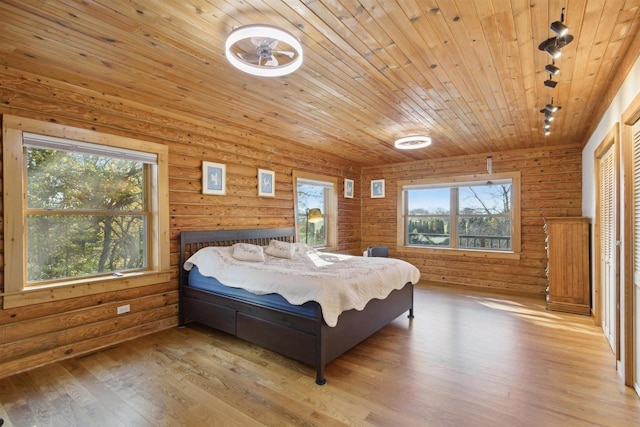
<box><xmin>273</xmin><ymin>50</ymin><xmax>295</xmax><ymax>58</ymax></box>
<box><xmin>251</xmin><ymin>37</ymin><xmax>278</xmax><ymax>49</ymax></box>
<box><xmin>263</xmin><ymin>56</ymin><xmax>279</xmax><ymax>67</ymax></box>
<box><xmin>237</xmin><ymin>52</ymin><xmax>260</xmax><ymax>63</ymax></box>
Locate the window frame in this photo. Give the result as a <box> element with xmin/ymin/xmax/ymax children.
<box><xmin>2</xmin><ymin>115</ymin><xmax>170</xmax><ymax>308</ymax></box>
<box><xmin>397</xmin><ymin>172</ymin><xmax>521</xmax><ymax>259</ymax></box>
<box><xmin>292</xmin><ymin>171</ymin><xmax>338</xmax><ymax>250</ymax></box>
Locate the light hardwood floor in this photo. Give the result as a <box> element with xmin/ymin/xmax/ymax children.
<box><xmin>0</xmin><ymin>284</ymin><xmax>639</xmax><ymax>426</ymax></box>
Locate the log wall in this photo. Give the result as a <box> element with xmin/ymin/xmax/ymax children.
<box><xmin>0</xmin><ymin>64</ymin><xmax>584</xmax><ymax>377</ymax></box>
<box><xmin>0</xmin><ymin>67</ymin><xmax>361</xmax><ymax>377</ymax></box>
<box><xmin>361</xmin><ymin>146</ymin><xmax>584</xmax><ymax>295</ymax></box>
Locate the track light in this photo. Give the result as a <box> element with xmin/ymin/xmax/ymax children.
<box><xmin>545</xmin><ymin>63</ymin><xmax>560</xmax><ymax>75</ymax></box>
<box><xmin>545</xmin><ymin>43</ymin><xmax>562</xmax><ymax>59</ymax></box>
<box><xmin>544</xmin><ymin>78</ymin><xmax>558</xmax><ymax>88</ymax></box>
<box><xmin>540</xmin><ymin>98</ymin><xmax>561</xmax><ymax>114</ymax></box>
<box><xmin>550</xmin><ymin>21</ymin><xmax>569</xmax><ymax>37</ymax></box>
<box><xmin>544</xmin><ymin>129</ymin><xmax>551</xmax><ymax>136</ymax></box>
<box><xmin>551</xmin><ymin>8</ymin><xmax>570</xmax><ymax>37</ymax></box>
<box><xmin>544</xmin><ymin>113</ymin><xmax>555</xmax><ymax>121</ymax></box>
<box><xmin>544</xmin><ymin>119</ymin><xmax>552</xmax><ymax>126</ymax></box>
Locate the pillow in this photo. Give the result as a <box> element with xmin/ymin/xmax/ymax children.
<box><xmin>231</xmin><ymin>243</ymin><xmax>265</xmax><ymax>262</ymax></box>
<box><xmin>265</xmin><ymin>239</ymin><xmax>296</xmax><ymax>259</ymax></box>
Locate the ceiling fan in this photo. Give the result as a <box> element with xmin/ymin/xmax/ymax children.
<box><xmin>237</xmin><ymin>37</ymin><xmax>296</xmax><ymax>67</ymax></box>
<box><xmin>225</xmin><ymin>24</ymin><xmax>303</xmax><ymax>77</ymax></box>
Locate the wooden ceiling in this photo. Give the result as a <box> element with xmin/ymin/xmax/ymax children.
<box><xmin>1</xmin><ymin>1</ymin><xmax>639</xmax><ymax>166</ymax></box>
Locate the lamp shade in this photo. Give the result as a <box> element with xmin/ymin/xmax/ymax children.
<box><xmin>307</xmin><ymin>208</ymin><xmax>323</xmax><ymax>223</ymax></box>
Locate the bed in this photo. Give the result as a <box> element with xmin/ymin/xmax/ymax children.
<box><xmin>179</xmin><ymin>227</ymin><xmax>418</xmax><ymax>385</ymax></box>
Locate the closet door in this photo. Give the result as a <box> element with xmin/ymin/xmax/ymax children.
<box><xmin>633</xmin><ymin>119</ymin><xmax>640</xmax><ymax>392</ymax></box>
<box><xmin>599</xmin><ymin>145</ymin><xmax>617</xmax><ymax>352</ymax></box>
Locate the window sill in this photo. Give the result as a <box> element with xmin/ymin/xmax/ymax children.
<box><xmin>397</xmin><ymin>245</ymin><xmax>521</xmax><ymax>260</ymax></box>
<box><xmin>2</xmin><ymin>270</ymin><xmax>172</xmax><ymax>309</ymax></box>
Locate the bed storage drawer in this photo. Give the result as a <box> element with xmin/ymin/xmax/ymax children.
<box><xmin>237</xmin><ymin>313</ymin><xmax>316</xmax><ymax>366</ymax></box>
<box><xmin>183</xmin><ymin>297</ymin><xmax>236</xmax><ymax>335</ymax></box>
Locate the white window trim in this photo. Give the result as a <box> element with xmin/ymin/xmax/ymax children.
<box><xmin>397</xmin><ymin>171</ymin><xmax>521</xmax><ymax>260</ymax></box>
<box><xmin>2</xmin><ymin>115</ymin><xmax>170</xmax><ymax>308</ymax></box>
<box><xmin>293</xmin><ymin>171</ymin><xmax>338</xmax><ymax>250</ymax></box>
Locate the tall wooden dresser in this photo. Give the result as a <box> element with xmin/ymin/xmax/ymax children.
<box><xmin>543</xmin><ymin>217</ymin><xmax>591</xmax><ymax>315</ymax></box>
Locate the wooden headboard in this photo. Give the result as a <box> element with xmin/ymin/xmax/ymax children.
<box><xmin>179</xmin><ymin>227</ymin><xmax>296</xmax><ymax>287</ymax></box>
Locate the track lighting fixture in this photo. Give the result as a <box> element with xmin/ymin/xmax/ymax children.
<box><xmin>544</xmin><ymin>78</ymin><xmax>558</xmax><ymax>88</ymax></box>
<box><xmin>544</xmin><ymin>129</ymin><xmax>551</xmax><ymax>136</ymax></box>
<box><xmin>550</xmin><ymin>21</ymin><xmax>569</xmax><ymax>37</ymax></box>
<box><xmin>545</xmin><ymin>42</ymin><xmax>562</xmax><ymax>59</ymax></box>
<box><xmin>544</xmin><ymin>112</ymin><xmax>554</xmax><ymax>122</ymax></box>
<box><xmin>541</xmin><ymin>98</ymin><xmax>561</xmax><ymax>114</ymax></box>
<box><xmin>545</xmin><ymin>63</ymin><xmax>560</xmax><ymax>75</ymax></box>
<box><xmin>550</xmin><ymin>8</ymin><xmax>570</xmax><ymax>37</ymax></box>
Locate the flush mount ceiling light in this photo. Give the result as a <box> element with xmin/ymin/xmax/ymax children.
<box><xmin>225</xmin><ymin>24</ymin><xmax>303</xmax><ymax>77</ymax></box>
<box><xmin>394</xmin><ymin>135</ymin><xmax>432</xmax><ymax>150</ymax></box>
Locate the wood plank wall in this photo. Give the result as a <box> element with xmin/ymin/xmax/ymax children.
<box><xmin>0</xmin><ymin>67</ymin><xmax>361</xmax><ymax>378</ymax></box>
<box><xmin>361</xmin><ymin>146</ymin><xmax>583</xmax><ymax>295</ymax></box>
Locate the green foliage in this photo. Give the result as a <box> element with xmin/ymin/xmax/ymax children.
<box><xmin>26</xmin><ymin>148</ymin><xmax>146</xmax><ymax>282</ymax></box>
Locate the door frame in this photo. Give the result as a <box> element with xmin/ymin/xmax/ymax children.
<box><xmin>621</xmin><ymin>91</ymin><xmax>640</xmax><ymax>387</ymax></box>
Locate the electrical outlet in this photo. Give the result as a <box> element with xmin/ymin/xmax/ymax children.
<box><xmin>117</xmin><ymin>304</ymin><xmax>130</xmax><ymax>315</ymax></box>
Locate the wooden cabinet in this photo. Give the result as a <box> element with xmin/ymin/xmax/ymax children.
<box><xmin>544</xmin><ymin>217</ymin><xmax>591</xmax><ymax>315</ymax></box>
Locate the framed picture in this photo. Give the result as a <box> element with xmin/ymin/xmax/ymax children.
<box><xmin>258</xmin><ymin>168</ymin><xmax>275</xmax><ymax>197</ymax></box>
<box><xmin>202</xmin><ymin>161</ymin><xmax>226</xmax><ymax>195</ymax></box>
<box><xmin>371</xmin><ymin>179</ymin><xmax>385</xmax><ymax>198</ymax></box>
<box><xmin>344</xmin><ymin>178</ymin><xmax>354</xmax><ymax>198</ymax></box>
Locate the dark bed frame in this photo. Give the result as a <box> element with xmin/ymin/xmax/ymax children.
<box><xmin>179</xmin><ymin>227</ymin><xmax>414</xmax><ymax>385</ymax></box>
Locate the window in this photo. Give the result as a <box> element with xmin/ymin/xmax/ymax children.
<box><xmin>399</xmin><ymin>172</ymin><xmax>521</xmax><ymax>254</ymax></box>
<box><xmin>3</xmin><ymin>115</ymin><xmax>170</xmax><ymax>306</ymax></box>
<box><xmin>293</xmin><ymin>171</ymin><xmax>338</xmax><ymax>248</ymax></box>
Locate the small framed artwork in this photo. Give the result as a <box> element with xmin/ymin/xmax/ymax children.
<box><xmin>344</xmin><ymin>178</ymin><xmax>354</xmax><ymax>198</ymax></box>
<box><xmin>202</xmin><ymin>161</ymin><xmax>226</xmax><ymax>195</ymax></box>
<box><xmin>371</xmin><ymin>179</ymin><xmax>385</xmax><ymax>198</ymax></box>
<box><xmin>258</xmin><ymin>168</ymin><xmax>275</xmax><ymax>197</ymax></box>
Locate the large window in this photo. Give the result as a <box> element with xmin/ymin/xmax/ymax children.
<box><xmin>3</xmin><ymin>115</ymin><xmax>170</xmax><ymax>306</ymax></box>
<box><xmin>293</xmin><ymin>171</ymin><xmax>337</xmax><ymax>248</ymax></box>
<box><xmin>400</xmin><ymin>172</ymin><xmax>520</xmax><ymax>254</ymax></box>
<box><xmin>24</xmin><ymin>134</ymin><xmax>152</xmax><ymax>283</ymax></box>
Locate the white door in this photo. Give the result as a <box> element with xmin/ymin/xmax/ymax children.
<box><xmin>599</xmin><ymin>145</ymin><xmax>617</xmax><ymax>351</ymax></box>
<box><xmin>633</xmin><ymin>118</ymin><xmax>640</xmax><ymax>393</ymax></box>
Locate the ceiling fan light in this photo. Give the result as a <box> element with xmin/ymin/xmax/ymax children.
<box><xmin>545</xmin><ymin>64</ymin><xmax>560</xmax><ymax>75</ymax></box>
<box><xmin>394</xmin><ymin>135</ymin><xmax>432</xmax><ymax>150</ymax></box>
<box><xmin>550</xmin><ymin>21</ymin><xmax>569</xmax><ymax>37</ymax></box>
<box><xmin>225</xmin><ymin>24</ymin><xmax>303</xmax><ymax>77</ymax></box>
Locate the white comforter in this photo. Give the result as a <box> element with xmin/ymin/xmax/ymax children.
<box><xmin>183</xmin><ymin>244</ymin><xmax>420</xmax><ymax>327</ymax></box>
